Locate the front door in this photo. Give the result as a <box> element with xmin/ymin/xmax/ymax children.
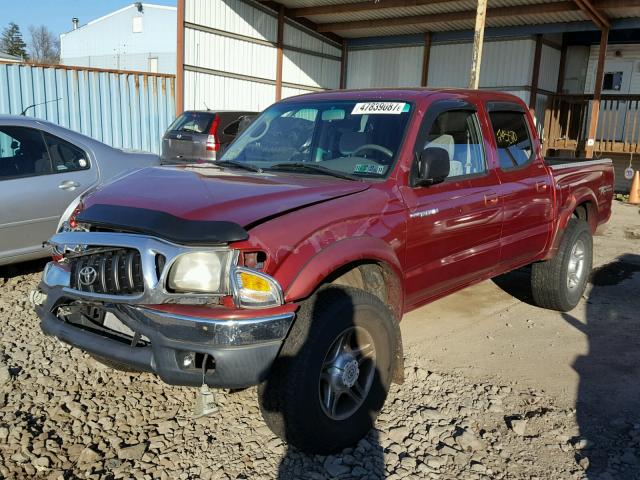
<box><xmin>402</xmin><ymin>101</ymin><xmax>503</xmax><ymax>309</ymax></box>
<box><xmin>0</xmin><ymin>126</ymin><xmax>98</xmax><ymax>262</ymax></box>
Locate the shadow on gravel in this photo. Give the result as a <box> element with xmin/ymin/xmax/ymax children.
<box><xmin>260</xmin><ymin>287</ymin><xmax>386</xmax><ymax>479</ymax></box>
<box><xmin>0</xmin><ymin>258</ymin><xmax>47</xmax><ymax>281</ymax></box>
<box><xmin>491</xmin><ymin>265</ymin><xmax>536</xmax><ymax>306</ymax></box>
<box><xmin>562</xmin><ymin>253</ymin><xmax>640</xmax><ymax>479</ymax></box>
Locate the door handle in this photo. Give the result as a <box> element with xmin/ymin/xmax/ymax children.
<box><xmin>484</xmin><ymin>193</ymin><xmax>499</xmax><ymax>206</ymax></box>
<box><xmin>535</xmin><ymin>181</ymin><xmax>548</xmax><ymax>193</ymax></box>
<box><xmin>58</xmin><ymin>180</ymin><xmax>80</xmax><ymax>191</ymax></box>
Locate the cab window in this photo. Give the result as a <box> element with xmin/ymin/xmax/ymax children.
<box><xmin>423</xmin><ymin>110</ymin><xmax>486</xmax><ymax>178</ymax></box>
<box><xmin>489</xmin><ymin>111</ymin><xmax>533</xmax><ymax>170</ymax></box>
<box><xmin>0</xmin><ymin>127</ymin><xmax>52</xmax><ymax>180</ymax></box>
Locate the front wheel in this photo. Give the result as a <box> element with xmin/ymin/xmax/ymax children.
<box><xmin>258</xmin><ymin>286</ymin><xmax>399</xmax><ymax>454</ymax></box>
<box><xmin>531</xmin><ymin>218</ymin><xmax>593</xmax><ymax>311</ymax></box>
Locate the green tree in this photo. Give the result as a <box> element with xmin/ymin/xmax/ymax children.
<box><xmin>0</xmin><ymin>22</ymin><xmax>29</xmax><ymax>60</ymax></box>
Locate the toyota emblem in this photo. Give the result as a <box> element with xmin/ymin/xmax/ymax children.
<box><xmin>79</xmin><ymin>266</ymin><xmax>98</xmax><ymax>286</ymax></box>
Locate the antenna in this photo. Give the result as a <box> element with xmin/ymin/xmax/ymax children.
<box><xmin>20</xmin><ymin>98</ymin><xmax>62</xmax><ymax>116</ymax></box>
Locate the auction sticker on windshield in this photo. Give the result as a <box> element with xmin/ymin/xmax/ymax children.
<box><xmin>352</xmin><ymin>102</ymin><xmax>409</xmax><ymax>115</ymax></box>
<box><xmin>354</xmin><ymin>164</ymin><xmax>386</xmax><ymax>175</ymax></box>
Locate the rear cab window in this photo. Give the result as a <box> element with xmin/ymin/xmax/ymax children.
<box><xmin>488</xmin><ymin>108</ymin><xmax>533</xmax><ymax>170</ymax></box>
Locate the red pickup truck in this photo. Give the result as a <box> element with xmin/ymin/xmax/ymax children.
<box><xmin>33</xmin><ymin>89</ymin><xmax>614</xmax><ymax>453</ymax></box>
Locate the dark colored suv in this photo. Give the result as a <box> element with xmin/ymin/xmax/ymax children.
<box><xmin>161</xmin><ymin>110</ymin><xmax>256</xmax><ymax>163</ymax></box>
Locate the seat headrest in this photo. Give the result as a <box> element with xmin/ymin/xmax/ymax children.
<box><xmin>425</xmin><ymin>134</ymin><xmax>454</xmax><ymax>161</ymax></box>
<box><xmin>339</xmin><ymin>132</ymin><xmax>368</xmax><ymax>155</ymax></box>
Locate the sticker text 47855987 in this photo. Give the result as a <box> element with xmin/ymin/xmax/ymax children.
<box><xmin>351</xmin><ymin>102</ymin><xmax>409</xmax><ymax>115</ymax></box>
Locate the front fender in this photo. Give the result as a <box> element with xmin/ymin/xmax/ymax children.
<box><xmin>276</xmin><ymin>236</ymin><xmax>404</xmax><ymax>309</ymax></box>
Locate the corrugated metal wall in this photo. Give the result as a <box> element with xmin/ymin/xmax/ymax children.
<box><xmin>0</xmin><ymin>62</ymin><xmax>176</xmax><ymax>154</ymax></box>
<box><xmin>347</xmin><ymin>46</ymin><xmax>422</xmax><ymax>88</ymax></box>
<box><xmin>183</xmin><ymin>0</ymin><xmax>341</xmax><ymax>111</ymax></box>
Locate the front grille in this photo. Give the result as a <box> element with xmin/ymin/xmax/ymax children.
<box><xmin>70</xmin><ymin>248</ymin><xmax>144</xmax><ymax>295</ymax></box>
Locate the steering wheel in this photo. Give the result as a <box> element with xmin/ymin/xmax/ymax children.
<box><xmin>352</xmin><ymin>144</ymin><xmax>393</xmax><ymax>159</ymax></box>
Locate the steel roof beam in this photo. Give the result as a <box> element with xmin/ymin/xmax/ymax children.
<box><xmin>292</xmin><ymin>0</ymin><xmax>460</xmax><ymax>17</ymax></box>
<box><xmin>317</xmin><ymin>1</ymin><xmax>581</xmax><ymax>32</ymax></box>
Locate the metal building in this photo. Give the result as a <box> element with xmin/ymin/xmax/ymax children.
<box><xmin>60</xmin><ymin>3</ymin><xmax>177</xmax><ymax>74</ymax></box>
<box><xmin>176</xmin><ymin>0</ymin><xmax>640</xmax><ymax>191</ymax></box>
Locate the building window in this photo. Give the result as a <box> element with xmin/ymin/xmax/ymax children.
<box><xmin>603</xmin><ymin>71</ymin><xmax>623</xmax><ymax>91</ymax></box>
<box><xmin>148</xmin><ymin>57</ymin><xmax>158</xmax><ymax>73</ymax></box>
<box><xmin>132</xmin><ymin>16</ymin><xmax>143</xmax><ymax>33</ymax></box>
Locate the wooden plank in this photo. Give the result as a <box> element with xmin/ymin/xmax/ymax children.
<box><xmin>469</xmin><ymin>0</ymin><xmax>488</xmax><ymax>90</ymax></box>
<box><xmin>574</xmin><ymin>0</ymin><xmax>610</xmax><ymax>28</ymax></box>
<box><xmin>340</xmin><ymin>39</ymin><xmax>348</xmax><ymax>89</ymax></box>
<box><xmin>586</xmin><ymin>27</ymin><xmax>608</xmax><ymax>158</ymax></box>
<box><xmin>421</xmin><ymin>32</ymin><xmax>432</xmax><ymax>87</ymax></box>
<box><xmin>176</xmin><ymin>0</ymin><xmax>185</xmax><ymax>114</ymax></box>
<box><xmin>317</xmin><ymin>1</ymin><xmax>578</xmax><ymax>32</ymax></box>
<box><xmin>275</xmin><ymin>5</ymin><xmax>284</xmax><ymax>101</ymax></box>
<box><xmin>529</xmin><ymin>34</ymin><xmax>543</xmax><ymax>113</ymax></box>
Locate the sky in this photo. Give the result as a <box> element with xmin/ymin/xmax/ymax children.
<box><xmin>2</xmin><ymin>0</ymin><xmax>176</xmax><ymax>39</ymax></box>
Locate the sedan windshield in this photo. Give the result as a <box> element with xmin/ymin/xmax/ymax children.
<box><xmin>220</xmin><ymin>100</ymin><xmax>412</xmax><ymax>179</ymax></box>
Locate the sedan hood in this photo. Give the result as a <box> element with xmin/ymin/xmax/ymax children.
<box><xmin>83</xmin><ymin>165</ymin><xmax>371</xmax><ymax>229</ymax></box>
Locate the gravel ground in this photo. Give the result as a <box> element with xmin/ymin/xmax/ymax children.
<box><xmin>0</xmin><ymin>203</ymin><xmax>638</xmax><ymax>479</ymax></box>
<box><xmin>0</xmin><ymin>271</ymin><xmax>593</xmax><ymax>480</ymax></box>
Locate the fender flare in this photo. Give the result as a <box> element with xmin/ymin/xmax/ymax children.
<box><xmin>546</xmin><ymin>188</ymin><xmax>598</xmax><ymax>259</ymax></box>
<box><xmin>279</xmin><ymin>236</ymin><xmax>405</xmax><ymax>315</ymax></box>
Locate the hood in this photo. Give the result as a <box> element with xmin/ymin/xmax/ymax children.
<box><xmin>83</xmin><ymin>164</ymin><xmax>371</xmax><ymax>228</ymax></box>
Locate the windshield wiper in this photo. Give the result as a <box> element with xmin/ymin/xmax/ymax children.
<box><xmin>215</xmin><ymin>160</ymin><xmax>263</xmax><ymax>173</ymax></box>
<box><xmin>269</xmin><ymin>162</ymin><xmax>358</xmax><ymax>181</ymax></box>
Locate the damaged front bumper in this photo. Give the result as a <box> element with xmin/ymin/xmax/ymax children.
<box><xmin>34</xmin><ymin>261</ymin><xmax>296</xmax><ymax>388</ymax></box>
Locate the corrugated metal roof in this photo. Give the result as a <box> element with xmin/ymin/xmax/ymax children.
<box><xmin>278</xmin><ymin>0</ymin><xmax>640</xmax><ymax>38</ymax></box>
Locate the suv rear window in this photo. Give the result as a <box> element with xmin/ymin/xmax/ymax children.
<box><xmin>168</xmin><ymin>112</ymin><xmax>215</xmax><ymax>134</ymax></box>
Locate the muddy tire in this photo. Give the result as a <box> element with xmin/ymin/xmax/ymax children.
<box><xmin>531</xmin><ymin>218</ymin><xmax>592</xmax><ymax>311</ymax></box>
<box><xmin>258</xmin><ymin>286</ymin><xmax>399</xmax><ymax>454</ymax></box>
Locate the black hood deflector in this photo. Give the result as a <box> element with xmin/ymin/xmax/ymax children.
<box><xmin>77</xmin><ymin>204</ymin><xmax>249</xmax><ymax>245</ymax></box>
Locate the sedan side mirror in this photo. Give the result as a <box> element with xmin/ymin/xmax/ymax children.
<box><xmin>415</xmin><ymin>146</ymin><xmax>450</xmax><ymax>187</ymax></box>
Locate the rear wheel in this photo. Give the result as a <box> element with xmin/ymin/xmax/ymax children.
<box><xmin>531</xmin><ymin>218</ymin><xmax>592</xmax><ymax>311</ymax></box>
<box><xmin>258</xmin><ymin>286</ymin><xmax>399</xmax><ymax>454</ymax></box>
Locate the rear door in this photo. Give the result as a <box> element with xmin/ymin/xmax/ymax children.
<box><xmin>0</xmin><ymin>126</ymin><xmax>98</xmax><ymax>262</ymax></box>
<box><xmin>402</xmin><ymin>100</ymin><xmax>503</xmax><ymax>308</ymax></box>
<box><xmin>486</xmin><ymin>102</ymin><xmax>554</xmax><ymax>269</ymax></box>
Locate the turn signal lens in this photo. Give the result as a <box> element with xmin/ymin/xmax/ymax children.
<box><xmin>239</xmin><ymin>272</ymin><xmax>271</xmax><ymax>292</ymax></box>
<box><xmin>232</xmin><ymin>268</ymin><xmax>283</xmax><ymax>309</ymax></box>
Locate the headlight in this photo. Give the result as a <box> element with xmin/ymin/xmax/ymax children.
<box><xmin>167</xmin><ymin>251</ymin><xmax>232</xmax><ymax>293</ymax></box>
<box><xmin>232</xmin><ymin>267</ymin><xmax>283</xmax><ymax>308</ymax></box>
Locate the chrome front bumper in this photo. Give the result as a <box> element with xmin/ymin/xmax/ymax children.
<box><xmin>35</xmin><ymin>262</ymin><xmax>295</xmax><ymax>388</ymax></box>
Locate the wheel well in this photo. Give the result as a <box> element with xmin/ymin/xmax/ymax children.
<box><xmin>573</xmin><ymin>201</ymin><xmax>596</xmax><ymax>231</ymax></box>
<box><xmin>325</xmin><ymin>261</ymin><xmax>402</xmax><ymax>321</ymax></box>
<box><xmin>325</xmin><ymin>261</ymin><xmax>405</xmax><ymax>385</ymax></box>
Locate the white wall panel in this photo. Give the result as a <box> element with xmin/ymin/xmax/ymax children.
<box><xmin>563</xmin><ymin>45</ymin><xmax>589</xmax><ymax>94</ymax></box>
<box><xmin>585</xmin><ymin>44</ymin><xmax>640</xmax><ymax>94</ymax></box>
<box><xmin>284</xmin><ymin>24</ymin><xmax>341</xmax><ymax>57</ymax></box>
<box><xmin>429</xmin><ymin>39</ymin><xmax>535</xmax><ymax>88</ymax></box>
<box><xmin>184</xmin><ymin>70</ymin><xmax>275</xmax><ymax>111</ymax></box>
<box><xmin>283</xmin><ymin>51</ymin><xmax>340</xmax><ymax>89</ymax></box>
<box><xmin>346</xmin><ymin>46</ymin><xmax>422</xmax><ymax>89</ymax></box>
<box><xmin>538</xmin><ymin>44</ymin><xmax>561</xmax><ymax>93</ymax></box>
<box><xmin>186</xmin><ymin>0</ymin><xmax>276</xmax><ymax>42</ymax></box>
<box><xmin>185</xmin><ymin>28</ymin><xmax>276</xmax><ymax>80</ymax></box>
<box><xmin>282</xmin><ymin>86</ymin><xmax>317</xmax><ymax>99</ymax></box>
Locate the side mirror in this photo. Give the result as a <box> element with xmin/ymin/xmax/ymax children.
<box><xmin>415</xmin><ymin>146</ymin><xmax>450</xmax><ymax>186</ymax></box>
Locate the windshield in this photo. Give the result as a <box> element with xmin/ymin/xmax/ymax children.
<box><xmin>168</xmin><ymin>112</ymin><xmax>214</xmax><ymax>134</ymax></box>
<box><xmin>220</xmin><ymin>100</ymin><xmax>413</xmax><ymax>179</ymax></box>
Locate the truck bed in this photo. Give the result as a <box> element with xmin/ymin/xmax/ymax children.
<box><xmin>544</xmin><ymin>157</ymin><xmax>613</xmax><ymax>170</ymax></box>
